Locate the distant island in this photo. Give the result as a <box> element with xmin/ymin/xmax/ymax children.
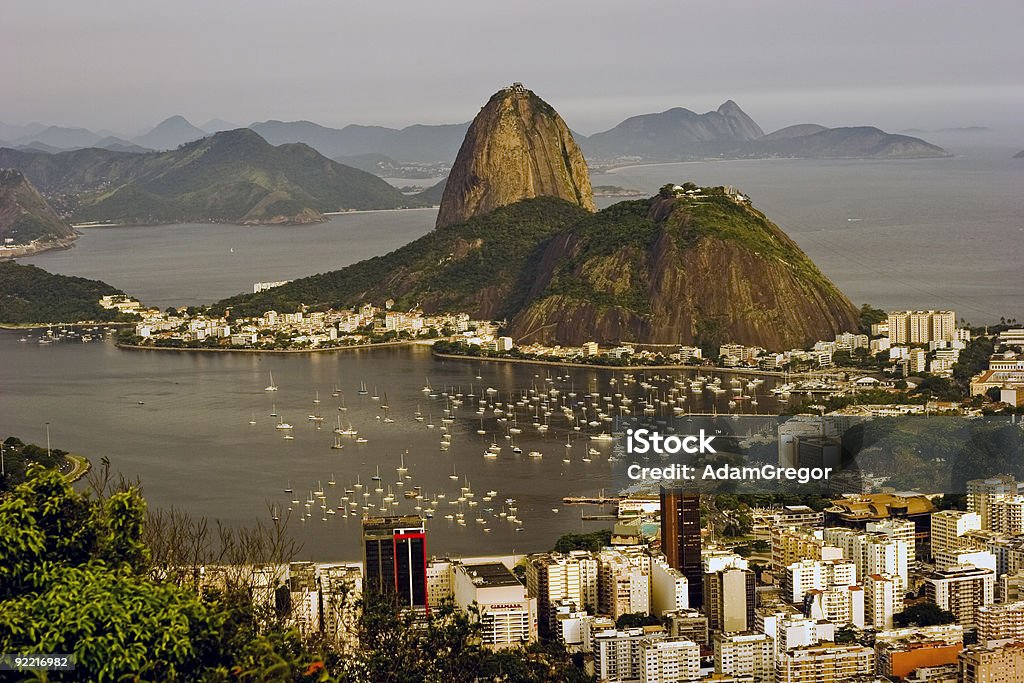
<box><xmin>1014</xmin><ymin>150</ymin><xmax>1024</xmax><ymax>159</ymax></box>
<box><xmin>591</xmin><ymin>185</ymin><xmax>645</xmax><ymax>197</ymax></box>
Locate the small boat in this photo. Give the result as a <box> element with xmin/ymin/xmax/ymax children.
<box><xmin>284</xmin><ymin>481</ymin><xmax>293</xmax><ymax>493</ymax></box>
<box><xmin>331</xmin><ymin>436</ymin><xmax>344</xmax><ymax>449</ymax></box>
<box><xmin>449</xmin><ymin>465</ymin><xmax>459</xmax><ymax>481</ymax></box>
<box><xmin>275</xmin><ymin>417</ymin><xmax>293</xmax><ymax>430</ymax></box>
<box><xmin>265</xmin><ymin>371</ymin><xmax>278</xmax><ymax>392</ymax></box>
<box><xmin>529</xmin><ymin>451</ymin><xmax>543</xmax><ymax>459</ymax></box>
<box><xmin>248</xmin><ymin>412</ymin><xmax>257</xmax><ymax>425</ymax></box>
<box><xmin>358</xmin><ymin>381</ymin><xmax>368</xmax><ymax>396</ymax></box>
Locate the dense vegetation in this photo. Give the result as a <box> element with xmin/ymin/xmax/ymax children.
<box><xmin>0</xmin><ymin>436</ymin><xmax>68</xmax><ymax>492</ymax></box>
<box><xmin>0</xmin><ymin>466</ymin><xmax>591</xmax><ymax>682</ymax></box>
<box><xmin>1</xmin><ymin>129</ymin><xmax>422</xmax><ymax>225</ymax></box>
<box><xmin>552</xmin><ymin>529</ymin><xmax>613</xmax><ymax>553</ymax></box>
<box><xmin>0</xmin><ymin>261</ymin><xmax>132</xmax><ymax>324</ymax></box>
<box><xmin>214</xmin><ymin>197</ymin><xmax>589</xmax><ymax>318</ymax></box>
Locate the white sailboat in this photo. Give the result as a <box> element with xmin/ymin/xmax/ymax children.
<box><xmin>264</xmin><ymin>371</ymin><xmax>278</xmax><ymax>391</ymax></box>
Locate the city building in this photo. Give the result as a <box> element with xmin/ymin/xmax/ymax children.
<box><xmin>714</xmin><ymin>632</ymin><xmax>774</xmax><ymax>683</ymax></box>
<box><xmin>775</xmin><ymin>643</ymin><xmax>874</xmax><ymax>683</ymax></box>
<box><xmin>525</xmin><ymin>550</ymin><xmax>599</xmax><ymax>637</ymax></box>
<box><xmin>864</xmin><ymin>573</ymin><xmax>902</xmax><ymax>629</ymax></box>
<box><xmin>451</xmin><ymin>561</ymin><xmax>537</xmax><ymax>649</ymax></box>
<box><xmin>924</xmin><ymin>565</ymin><xmax>996</xmax><ymax>628</ymax></box>
<box><xmin>661</xmin><ymin>488</ymin><xmax>703</xmax><ymax>608</ymax></box>
<box><xmin>875</xmin><ymin>626</ymin><xmax>964</xmax><ymax>679</ymax></box>
<box><xmin>664</xmin><ymin>608</ymin><xmax>709</xmax><ymax>647</ymax></box>
<box><xmin>887</xmin><ymin>311</ymin><xmax>956</xmax><ymax>345</ymax></box>
<box><xmin>704</xmin><ymin>567</ymin><xmax>756</xmax><ymax>633</ymax></box>
<box><xmin>639</xmin><ymin>638</ymin><xmax>701</xmax><ymax>683</ymax></box>
<box><xmin>784</xmin><ymin>558</ymin><xmax>857</xmax><ymax>604</ymax></box>
<box><xmin>804</xmin><ymin>585</ymin><xmax>865</xmax><ymax>628</ymax></box>
<box><xmin>931</xmin><ymin>510</ymin><xmax>983</xmax><ymax>557</ymax></box>
<box><xmin>967</xmin><ymin>475</ymin><xmax>1018</xmax><ymax>531</ymax></box>
<box><xmin>977</xmin><ymin>600</ymin><xmax>1024</xmax><ymax>645</ymax></box>
<box><xmin>597</xmin><ymin>548</ymin><xmax>651</xmax><ymax>619</ymax></box>
<box><xmin>319</xmin><ymin>564</ymin><xmax>362</xmax><ymax>651</ymax></box>
<box><xmin>960</xmin><ymin>642</ymin><xmax>1024</xmax><ymax>683</ymax></box>
<box><xmin>771</xmin><ymin>526</ymin><xmax>842</xmax><ymax>573</ymax></box>
<box><xmin>650</xmin><ymin>556</ymin><xmax>689</xmax><ymax>616</ymax></box>
<box><xmin>593</xmin><ymin>626</ymin><xmax>666</xmax><ymax>682</ymax></box>
<box><xmin>362</xmin><ymin>515</ymin><xmax>428</xmax><ymax>611</ymax></box>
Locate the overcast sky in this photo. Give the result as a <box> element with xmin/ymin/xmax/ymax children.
<box><xmin>4</xmin><ymin>0</ymin><xmax>1022</xmax><ymax>136</ymax></box>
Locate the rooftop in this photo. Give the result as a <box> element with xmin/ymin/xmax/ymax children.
<box><xmin>459</xmin><ymin>562</ymin><xmax>523</xmax><ymax>588</ymax></box>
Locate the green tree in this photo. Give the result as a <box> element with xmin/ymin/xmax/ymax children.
<box><xmin>893</xmin><ymin>602</ymin><xmax>956</xmax><ymax>627</ymax></box>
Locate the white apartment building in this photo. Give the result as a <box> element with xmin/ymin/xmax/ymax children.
<box><xmin>864</xmin><ymin>573</ymin><xmax>902</xmax><ymax>630</ymax></box>
<box><xmin>977</xmin><ymin>600</ymin><xmax>1024</xmax><ymax>645</ymax></box>
<box><xmin>714</xmin><ymin>632</ymin><xmax>774</xmax><ymax>683</ymax></box>
<box><xmin>639</xmin><ymin>638</ymin><xmax>700</xmax><ymax>683</ymax></box>
<box><xmin>785</xmin><ymin>558</ymin><xmax>857</xmax><ymax>604</ymax></box>
<box><xmin>824</xmin><ymin>527</ymin><xmax>909</xmax><ymax>593</ymax></box>
<box><xmin>593</xmin><ymin>627</ymin><xmax>666</xmax><ymax>682</ymax></box>
<box><xmin>650</xmin><ymin>557</ymin><xmax>689</xmax><ymax>616</ymax></box>
<box><xmin>931</xmin><ymin>510</ymin><xmax>983</xmax><ymax>557</ymax></box>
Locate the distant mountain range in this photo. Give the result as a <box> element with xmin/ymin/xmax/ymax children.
<box><xmin>1</xmin><ymin>101</ymin><xmax>950</xmax><ymax>165</ymax></box>
<box><xmin>0</xmin><ymin>129</ymin><xmax>426</xmax><ymax>226</ymax></box>
<box><xmin>1014</xmin><ymin>150</ymin><xmax>1024</xmax><ymax>159</ymax></box>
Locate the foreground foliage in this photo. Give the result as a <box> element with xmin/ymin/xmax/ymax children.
<box><xmin>0</xmin><ymin>467</ymin><xmax>591</xmax><ymax>682</ymax></box>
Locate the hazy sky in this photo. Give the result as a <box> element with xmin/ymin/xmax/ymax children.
<box><xmin>4</xmin><ymin>0</ymin><xmax>1022</xmax><ymax>136</ymax></box>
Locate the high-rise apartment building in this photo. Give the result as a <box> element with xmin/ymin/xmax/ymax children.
<box><xmin>704</xmin><ymin>568</ymin><xmax>756</xmax><ymax>633</ymax></box>
<box><xmin>924</xmin><ymin>565</ymin><xmax>996</xmax><ymax>628</ymax></box>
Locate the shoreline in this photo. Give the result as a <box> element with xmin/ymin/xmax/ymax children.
<box><xmin>0</xmin><ymin>321</ymin><xmax>133</xmax><ymax>330</ymax></box>
<box><xmin>68</xmin><ymin>205</ymin><xmax>440</xmax><ymax>230</ymax></box>
<box><xmin>431</xmin><ymin>350</ymin><xmax>795</xmax><ymax>377</ymax></box>
<box><xmin>0</xmin><ymin>234</ymin><xmax>79</xmax><ymax>260</ymax></box>
<box><xmin>116</xmin><ymin>338</ymin><xmax>438</xmax><ymax>355</ymax></box>
<box><xmin>63</xmin><ymin>454</ymin><xmax>92</xmax><ymax>484</ymax></box>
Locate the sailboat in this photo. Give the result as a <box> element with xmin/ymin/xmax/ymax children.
<box><xmin>331</xmin><ymin>435</ymin><xmax>344</xmax><ymax>449</ymax></box>
<box><xmin>449</xmin><ymin>464</ymin><xmax>459</xmax><ymax>480</ymax></box>
<box><xmin>264</xmin><ymin>371</ymin><xmax>278</xmax><ymax>392</ymax></box>
<box><xmin>397</xmin><ymin>451</ymin><xmax>409</xmax><ymax>476</ymax></box>
<box><xmin>270</xmin><ymin>403</ymin><xmax>278</xmax><ymax>417</ymax></box>
<box><xmin>275</xmin><ymin>415</ymin><xmax>293</xmax><ymax>430</ymax></box>
<box><xmin>358</xmin><ymin>381</ymin><xmax>368</xmax><ymax>396</ymax></box>
<box><xmin>248</xmin><ymin>412</ymin><xmax>256</xmax><ymax>425</ymax></box>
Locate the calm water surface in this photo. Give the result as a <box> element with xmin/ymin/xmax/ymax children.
<box><xmin>9</xmin><ymin>151</ymin><xmax>1022</xmax><ymax>558</ymax></box>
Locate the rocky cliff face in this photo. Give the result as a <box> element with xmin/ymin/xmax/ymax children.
<box><xmin>435</xmin><ymin>84</ymin><xmax>595</xmax><ymax>229</ymax></box>
<box><xmin>0</xmin><ymin>169</ymin><xmax>74</xmax><ymax>245</ymax></box>
<box><xmin>505</xmin><ymin>190</ymin><xmax>860</xmax><ymax>350</ymax></box>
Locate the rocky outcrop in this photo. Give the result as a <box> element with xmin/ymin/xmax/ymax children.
<box><xmin>505</xmin><ymin>189</ymin><xmax>860</xmax><ymax>350</ymax></box>
<box><xmin>435</xmin><ymin>84</ymin><xmax>595</xmax><ymax>229</ymax></box>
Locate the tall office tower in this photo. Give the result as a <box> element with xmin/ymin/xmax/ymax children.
<box><xmin>362</xmin><ymin>515</ymin><xmax>428</xmax><ymax>611</ymax></box>
<box><xmin>661</xmin><ymin>487</ymin><xmax>703</xmax><ymax>608</ymax></box>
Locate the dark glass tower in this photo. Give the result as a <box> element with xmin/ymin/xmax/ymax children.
<box><xmin>660</xmin><ymin>487</ymin><xmax>702</xmax><ymax>608</ymax></box>
<box><xmin>362</xmin><ymin>515</ymin><xmax>428</xmax><ymax>611</ymax></box>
